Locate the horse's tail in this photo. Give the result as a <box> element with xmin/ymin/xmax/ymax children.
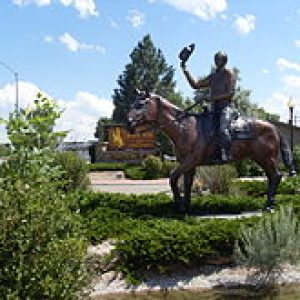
<box><xmin>278</xmin><ymin>129</ymin><xmax>296</xmax><ymax>176</ymax></box>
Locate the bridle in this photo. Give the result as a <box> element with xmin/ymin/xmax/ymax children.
<box><xmin>131</xmin><ymin>94</ymin><xmax>201</xmax><ymax>134</ymax></box>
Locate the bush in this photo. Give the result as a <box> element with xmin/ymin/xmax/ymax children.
<box><xmin>116</xmin><ymin>218</ymin><xmax>255</xmax><ymax>280</ymax></box>
<box><xmin>54</xmin><ymin>151</ymin><xmax>90</xmax><ymax>192</ymax></box>
<box><xmin>234</xmin><ymin>159</ymin><xmax>264</xmax><ymax>177</ymax></box>
<box><xmin>293</xmin><ymin>144</ymin><xmax>300</xmax><ymax>171</ymax></box>
<box><xmin>142</xmin><ymin>155</ymin><xmax>163</xmax><ymax>179</ymax></box>
<box><xmin>123</xmin><ymin>165</ymin><xmax>147</xmax><ymax>180</ymax></box>
<box><xmin>0</xmin><ymin>180</ymin><xmax>87</xmax><ymax>299</ymax></box>
<box><xmin>234</xmin><ymin>175</ymin><xmax>300</xmax><ymax>197</ymax></box>
<box><xmin>88</xmin><ymin>162</ymin><xmax>128</xmax><ymax>172</ymax></box>
<box><xmin>0</xmin><ymin>144</ymin><xmax>10</xmax><ymax>157</ymax></box>
<box><xmin>0</xmin><ymin>94</ymin><xmax>88</xmax><ymax>299</ymax></box>
<box><xmin>234</xmin><ymin>206</ymin><xmax>300</xmax><ymax>276</ymax></box>
<box><xmin>195</xmin><ymin>165</ymin><xmax>238</xmax><ymax>195</ymax></box>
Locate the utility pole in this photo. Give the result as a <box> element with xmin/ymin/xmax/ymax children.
<box><xmin>0</xmin><ymin>60</ymin><xmax>19</xmax><ymax>112</ymax></box>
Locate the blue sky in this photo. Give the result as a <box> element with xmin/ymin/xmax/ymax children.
<box><xmin>1</xmin><ymin>0</ymin><xmax>300</xmax><ymax>142</ymax></box>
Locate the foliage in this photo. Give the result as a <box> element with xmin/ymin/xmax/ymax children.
<box><xmin>89</xmin><ymin>162</ymin><xmax>128</xmax><ymax>172</ymax></box>
<box><xmin>54</xmin><ymin>151</ymin><xmax>90</xmax><ymax>192</ymax></box>
<box><xmin>112</xmin><ymin>34</ymin><xmax>176</xmax><ymax>123</ymax></box>
<box><xmin>234</xmin><ymin>175</ymin><xmax>300</xmax><ymax>197</ymax></box>
<box><xmin>6</xmin><ymin>92</ymin><xmax>66</xmax><ymax>152</ymax></box>
<box><xmin>294</xmin><ymin>144</ymin><xmax>300</xmax><ymax>171</ymax></box>
<box><xmin>123</xmin><ymin>165</ymin><xmax>147</xmax><ymax>180</ymax></box>
<box><xmin>75</xmin><ymin>188</ymin><xmax>300</xmax><ymax>282</ymax></box>
<box><xmin>77</xmin><ymin>190</ymin><xmax>269</xmax><ymax>243</ymax></box>
<box><xmin>142</xmin><ymin>155</ymin><xmax>177</xmax><ymax>179</ymax></box>
<box><xmin>234</xmin><ymin>158</ymin><xmax>264</xmax><ymax>177</ymax></box>
<box><xmin>232</xmin><ymin>69</ymin><xmax>279</xmax><ymax>121</ymax></box>
<box><xmin>94</xmin><ymin>117</ymin><xmax>113</xmax><ymax>142</ymax></box>
<box><xmin>0</xmin><ymin>143</ymin><xmax>10</xmax><ymax>157</ymax></box>
<box><xmin>0</xmin><ymin>184</ymin><xmax>87</xmax><ymax>299</ymax></box>
<box><xmin>195</xmin><ymin>165</ymin><xmax>238</xmax><ymax>195</ymax></box>
<box><xmin>116</xmin><ymin>218</ymin><xmax>250</xmax><ymax>279</ymax></box>
<box><xmin>0</xmin><ymin>94</ymin><xmax>87</xmax><ymax>299</ymax></box>
<box><xmin>234</xmin><ymin>206</ymin><xmax>300</xmax><ymax>277</ymax></box>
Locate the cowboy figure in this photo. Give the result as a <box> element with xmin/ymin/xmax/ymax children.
<box><xmin>180</xmin><ymin>48</ymin><xmax>236</xmax><ymax>162</ymax></box>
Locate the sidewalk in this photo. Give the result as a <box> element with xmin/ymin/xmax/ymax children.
<box><xmin>89</xmin><ymin>171</ymin><xmax>171</xmax><ymax>195</ymax></box>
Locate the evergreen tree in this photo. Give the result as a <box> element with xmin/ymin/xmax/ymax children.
<box><xmin>112</xmin><ymin>34</ymin><xmax>176</xmax><ymax>123</ymax></box>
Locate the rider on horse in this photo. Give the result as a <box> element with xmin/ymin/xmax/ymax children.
<box><xmin>180</xmin><ymin>46</ymin><xmax>236</xmax><ymax>162</ymax></box>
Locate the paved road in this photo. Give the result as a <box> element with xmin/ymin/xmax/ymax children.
<box><xmin>89</xmin><ymin>171</ymin><xmax>171</xmax><ymax>195</ymax></box>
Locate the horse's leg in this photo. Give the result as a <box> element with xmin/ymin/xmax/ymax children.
<box><xmin>169</xmin><ymin>168</ymin><xmax>182</xmax><ymax>211</ymax></box>
<box><xmin>170</xmin><ymin>160</ymin><xmax>198</xmax><ymax>213</ymax></box>
<box><xmin>258</xmin><ymin>157</ymin><xmax>282</xmax><ymax>210</ymax></box>
<box><xmin>265</xmin><ymin>169</ymin><xmax>282</xmax><ymax>210</ymax></box>
<box><xmin>183</xmin><ymin>168</ymin><xmax>196</xmax><ymax>214</ymax></box>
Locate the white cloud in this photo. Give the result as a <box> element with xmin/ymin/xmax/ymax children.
<box><xmin>261</xmin><ymin>92</ymin><xmax>291</xmax><ymax>122</ymax></box>
<box><xmin>12</xmin><ymin>0</ymin><xmax>99</xmax><ymax>18</ymax></box>
<box><xmin>234</xmin><ymin>14</ymin><xmax>256</xmax><ymax>35</ymax></box>
<box><xmin>12</xmin><ymin>0</ymin><xmax>51</xmax><ymax>6</ymax></box>
<box><xmin>261</xmin><ymin>91</ymin><xmax>300</xmax><ymax>123</ymax></box>
<box><xmin>57</xmin><ymin>91</ymin><xmax>114</xmax><ymax>141</ymax></box>
<box><xmin>294</xmin><ymin>40</ymin><xmax>300</xmax><ymax>48</ymax></box>
<box><xmin>58</xmin><ymin>32</ymin><xmax>105</xmax><ymax>53</ymax></box>
<box><xmin>282</xmin><ymin>75</ymin><xmax>300</xmax><ymax>89</ymax></box>
<box><xmin>60</xmin><ymin>0</ymin><xmax>98</xmax><ymax>18</ymax></box>
<box><xmin>277</xmin><ymin>58</ymin><xmax>300</xmax><ymax>72</ymax></box>
<box><xmin>0</xmin><ymin>81</ymin><xmax>113</xmax><ymax>142</ymax></box>
<box><xmin>127</xmin><ymin>9</ymin><xmax>145</xmax><ymax>28</ymax></box>
<box><xmin>155</xmin><ymin>0</ymin><xmax>227</xmax><ymax>21</ymax></box>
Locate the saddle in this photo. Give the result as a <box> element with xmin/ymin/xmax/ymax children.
<box><xmin>196</xmin><ymin>109</ymin><xmax>254</xmax><ymax>141</ymax></box>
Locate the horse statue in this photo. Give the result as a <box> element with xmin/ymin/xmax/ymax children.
<box><xmin>127</xmin><ymin>90</ymin><xmax>296</xmax><ymax>213</ymax></box>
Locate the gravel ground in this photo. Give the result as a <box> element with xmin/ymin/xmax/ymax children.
<box><xmin>87</xmin><ymin>241</ymin><xmax>300</xmax><ymax>298</ymax></box>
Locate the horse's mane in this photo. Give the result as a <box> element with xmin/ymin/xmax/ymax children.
<box><xmin>154</xmin><ymin>94</ymin><xmax>184</xmax><ymax>116</ymax></box>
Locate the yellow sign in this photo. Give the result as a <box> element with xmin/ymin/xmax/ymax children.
<box><xmin>108</xmin><ymin>126</ymin><xmax>155</xmax><ymax>150</ymax></box>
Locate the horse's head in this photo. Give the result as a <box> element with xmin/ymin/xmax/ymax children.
<box><xmin>127</xmin><ymin>89</ymin><xmax>158</xmax><ymax>134</ymax></box>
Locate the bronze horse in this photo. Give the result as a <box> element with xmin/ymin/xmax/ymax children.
<box><xmin>127</xmin><ymin>90</ymin><xmax>296</xmax><ymax>213</ymax></box>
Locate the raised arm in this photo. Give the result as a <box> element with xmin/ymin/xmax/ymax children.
<box><xmin>181</xmin><ymin>64</ymin><xmax>210</xmax><ymax>89</ymax></box>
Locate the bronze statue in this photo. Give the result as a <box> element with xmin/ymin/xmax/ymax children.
<box><xmin>127</xmin><ymin>90</ymin><xmax>296</xmax><ymax>213</ymax></box>
<box><xmin>179</xmin><ymin>45</ymin><xmax>236</xmax><ymax>162</ymax></box>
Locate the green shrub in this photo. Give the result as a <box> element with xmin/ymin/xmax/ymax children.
<box><xmin>234</xmin><ymin>159</ymin><xmax>264</xmax><ymax>177</ymax></box>
<box><xmin>116</xmin><ymin>218</ymin><xmax>256</xmax><ymax>280</ymax></box>
<box><xmin>294</xmin><ymin>144</ymin><xmax>300</xmax><ymax>171</ymax></box>
<box><xmin>161</xmin><ymin>160</ymin><xmax>177</xmax><ymax>177</ymax></box>
<box><xmin>124</xmin><ymin>165</ymin><xmax>147</xmax><ymax>180</ymax></box>
<box><xmin>88</xmin><ymin>162</ymin><xmax>128</xmax><ymax>171</ymax></box>
<box><xmin>234</xmin><ymin>206</ymin><xmax>300</xmax><ymax>276</ymax></box>
<box><xmin>0</xmin><ymin>180</ymin><xmax>87</xmax><ymax>299</ymax></box>
<box><xmin>0</xmin><ymin>94</ymin><xmax>88</xmax><ymax>299</ymax></box>
<box><xmin>234</xmin><ymin>176</ymin><xmax>300</xmax><ymax>197</ymax></box>
<box><xmin>0</xmin><ymin>143</ymin><xmax>10</xmax><ymax>157</ymax></box>
<box><xmin>54</xmin><ymin>151</ymin><xmax>90</xmax><ymax>192</ymax></box>
<box><xmin>195</xmin><ymin>165</ymin><xmax>238</xmax><ymax>195</ymax></box>
<box><xmin>192</xmin><ymin>195</ymin><xmax>264</xmax><ymax>214</ymax></box>
<box><xmin>142</xmin><ymin>155</ymin><xmax>163</xmax><ymax>179</ymax></box>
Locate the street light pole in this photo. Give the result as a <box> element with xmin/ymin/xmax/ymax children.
<box><xmin>0</xmin><ymin>60</ymin><xmax>19</xmax><ymax>112</ymax></box>
<box><xmin>287</xmin><ymin>96</ymin><xmax>295</xmax><ymax>153</ymax></box>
